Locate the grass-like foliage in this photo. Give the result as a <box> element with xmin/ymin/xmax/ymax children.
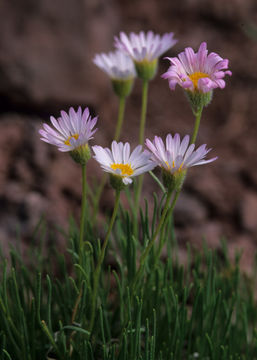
<box><xmin>0</xmin><ymin>201</ymin><xmax>256</xmax><ymax>360</ymax></box>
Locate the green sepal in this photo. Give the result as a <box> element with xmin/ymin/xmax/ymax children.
<box><xmin>135</xmin><ymin>59</ymin><xmax>158</xmax><ymax>81</ymax></box>
<box><xmin>70</xmin><ymin>143</ymin><xmax>91</xmax><ymax>165</ymax></box>
<box><xmin>112</xmin><ymin>78</ymin><xmax>134</xmax><ymax>98</ymax></box>
<box><xmin>110</xmin><ymin>174</ymin><xmax>126</xmax><ymax>191</ymax></box>
<box><xmin>162</xmin><ymin>169</ymin><xmax>186</xmax><ymax>192</ymax></box>
<box><xmin>185</xmin><ymin>90</ymin><xmax>213</xmax><ymax>115</ymax></box>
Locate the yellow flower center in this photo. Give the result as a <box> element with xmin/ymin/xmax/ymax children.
<box><xmin>64</xmin><ymin>133</ymin><xmax>79</xmax><ymax>146</ymax></box>
<box><xmin>164</xmin><ymin>160</ymin><xmax>183</xmax><ymax>172</ymax></box>
<box><xmin>188</xmin><ymin>72</ymin><xmax>209</xmax><ymax>89</ymax></box>
<box><xmin>165</xmin><ymin>160</ymin><xmax>175</xmax><ymax>170</ymax></box>
<box><xmin>111</xmin><ymin>163</ymin><xmax>134</xmax><ymax>176</ymax></box>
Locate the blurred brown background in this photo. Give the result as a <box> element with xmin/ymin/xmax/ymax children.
<box><xmin>0</xmin><ymin>0</ymin><xmax>257</xmax><ymax>270</ymax></box>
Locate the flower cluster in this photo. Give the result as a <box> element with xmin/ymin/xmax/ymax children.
<box><xmin>94</xmin><ymin>30</ymin><xmax>177</xmax><ymax>84</ymax></box>
<box><xmin>40</xmin><ymin>32</ymin><xmax>230</xmax><ymax>190</ymax></box>
<box><xmin>36</xmin><ymin>30</ymin><xmax>232</xmax><ymax>352</ymax></box>
<box><xmin>39</xmin><ymin>106</ymin><xmax>217</xmax><ymax>190</ymax></box>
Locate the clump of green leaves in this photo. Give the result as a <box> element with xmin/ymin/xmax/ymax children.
<box><xmin>0</xmin><ymin>204</ymin><xmax>257</xmax><ymax>360</ymax></box>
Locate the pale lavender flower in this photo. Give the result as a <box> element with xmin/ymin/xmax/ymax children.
<box><xmin>93</xmin><ymin>50</ymin><xmax>136</xmax><ymax>80</ymax></box>
<box><xmin>114</xmin><ymin>31</ymin><xmax>177</xmax><ymax>63</ymax></box>
<box><xmin>92</xmin><ymin>141</ymin><xmax>155</xmax><ymax>185</ymax></box>
<box><xmin>145</xmin><ymin>133</ymin><xmax>217</xmax><ymax>173</ymax></box>
<box><xmin>162</xmin><ymin>42</ymin><xmax>232</xmax><ymax>93</ymax></box>
<box><xmin>39</xmin><ymin>107</ymin><xmax>98</xmax><ymax>152</ymax></box>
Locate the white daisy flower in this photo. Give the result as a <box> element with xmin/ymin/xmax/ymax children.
<box><xmin>114</xmin><ymin>31</ymin><xmax>177</xmax><ymax>63</ymax></box>
<box><xmin>146</xmin><ymin>133</ymin><xmax>217</xmax><ymax>173</ymax></box>
<box><xmin>92</xmin><ymin>141</ymin><xmax>156</xmax><ymax>185</ymax></box>
<box><xmin>39</xmin><ymin>107</ymin><xmax>98</xmax><ymax>152</ymax></box>
<box><xmin>93</xmin><ymin>50</ymin><xmax>136</xmax><ymax>80</ymax></box>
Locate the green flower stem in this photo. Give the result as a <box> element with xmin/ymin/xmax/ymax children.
<box><xmin>139</xmin><ymin>80</ymin><xmax>149</xmax><ymax>145</ymax></box>
<box><xmin>133</xmin><ymin>80</ymin><xmax>149</xmax><ymax>236</ymax></box>
<box><xmin>154</xmin><ymin>105</ymin><xmax>203</xmax><ymax>266</ymax></box>
<box><xmin>88</xmin><ymin>190</ymin><xmax>121</xmax><ymax>335</ymax></box>
<box><xmin>132</xmin><ymin>189</ymin><xmax>173</xmax><ymax>290</ymax></box>
<box><xmin>133</xmin><ymin>174</ymin><xmax>143</xmax><ymax>237</ymax></box>
<box><xmin>91</xmin><ymin>174</ymin><xmax>107</xmax><ymax>226</ymax></box>
<box><xmin>191</xmin><ymin>105</ymin><xmax>203</xmax><ymax>144</ymax></box>
<box><xmin>114</xmin><ymin>96</ymin><xmax>126</xmax><ymax>141</ymax></box>
<box><xmin>92</xmin><ymin>96</ymin><xmax>126</xmax><ymax>226</ymax></box>
<box><xmin>149</xmin><ymin>170</ymin><xmax>166</xmax><ymax>193</ymax></box>
<box><xmin>131</xmin><ymin>103</ymin><xmax>204</xmax><ymax>289</ymax></box>
<box><xmin>155</xmin><ymin>190</ymin><xmax>180</xmax><ymax>262</ymax></box>
<box><xmin>79</xmin><ymin>164</ymin><xmax>87</xmax><ymax>269</ymax></box>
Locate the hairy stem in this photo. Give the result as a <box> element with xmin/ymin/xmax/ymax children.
<box><xmin>79</xmin><ymin>164</ymin><xmax>87</xmax><ymax>270</ymax></box>
<box><xmin>114</xmin><ymin>96</ymin><xmax>126</xmax><ymax>141</ymax></box>
<box><xmin>155</xmin><ymin>190</ymin><xmax>180</xmax><ymax>262</ymax></box>
<box><xmin>133</xmin><ymin>80</ymin><xmax>149</xmax><ymax>236</ymax></box>
<box><xmin>191</xmin><ymin>106</ymin><xmax>203</xmax><ymax>144</ymax></box>
<box><xmin>139</xmin><ymin>80</ymin><xmax>149</xmax><ymax>145</ymax></box>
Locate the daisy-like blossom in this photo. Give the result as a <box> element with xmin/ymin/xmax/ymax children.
<box><xmin>39</xmin><ymin>107</ymin><xmax>98</xmax><ymax>152</ymax></box>
<box><xmin>114</xmin><ymin>31</ymin><xmax>177</xmax><ymax>63</ymax></box>
<box><xmin>92</xmin><ymin>141</ymin><xmax>156</xmax><ymax>185</ymax></box>
<box><xmin>145</xmin><ymin>133</ymin><xmax>217</xmax><ymax>173</ymax></box>
<box><xmin>162</xmin><ymin>42</ymin><xmax>232</xmax><ymax>93</ymax></box>
<box><xmin>93</xmin><ymin>50</ymin><xmax>136</xmax><ymax>80</ymax></box>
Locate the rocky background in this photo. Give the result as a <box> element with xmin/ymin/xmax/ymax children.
<box><xmin>0</xmin><ymin>0</ymin><xmax>257</xmax><ymax>271</ymax></box>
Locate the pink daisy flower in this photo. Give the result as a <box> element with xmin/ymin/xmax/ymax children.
<box><xmin>162</xmin><ymin>42</ymin><xmax>232</xmax><ymax>93</ymax></box>
<box><xmin>145</xmin><ymin>133</ymin><xmax>217</xmax><ymax>174</ymax></box>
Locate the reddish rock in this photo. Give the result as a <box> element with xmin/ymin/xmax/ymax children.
<box><xmin>241</xmin><ymin>191</ymin><xmax>257</xmax><ymax>232</ymax></box>
<box><xmin>229</xmin><ymin>235</ymin><xmax>257</xmax><ymax>275</ymax></box>
<box><xmin>174</xmin><ymin>192</ymin><xmax>207</xmax><ymax>226</ymax></box>
<box><xmin>180</xmin><ymin>221</ymin><xmax>224</xmax><ymax>250</ymax></box>
<box><xmin>0</xmin><ymin>0</ymin><xmax>118</xmax><ymax>106</ymax></box>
